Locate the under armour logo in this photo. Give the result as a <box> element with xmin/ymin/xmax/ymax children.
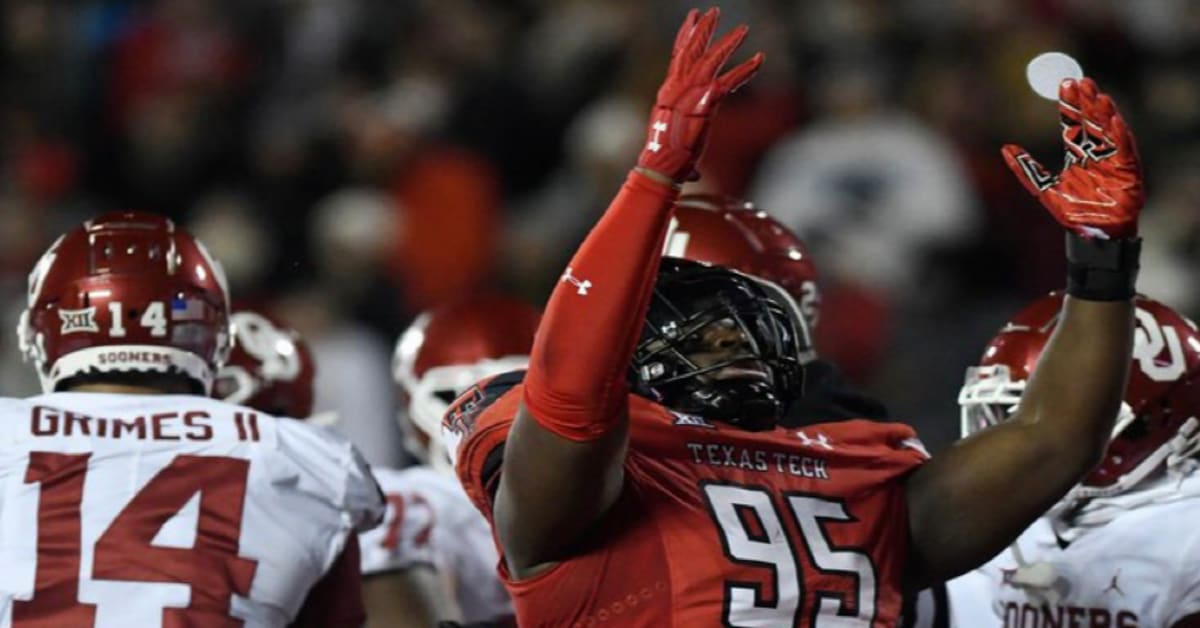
<box><xmin>647</xmin><ymin>121</ymin><xmax>668</xmax><ymax>153</ymax></box>
<box><xmin>561</xmin><ymin>267</ymin><xmax>592</xmax><ymax>296</ymax></box>
<box><xmin>1103</xmin><ymin>570</ymin><xmax>1124</xmax><ymax>597</ymax></box>
<box><xmin>796</xmin><ymin>431</ymin><xmax>833</xmax><ymax>450</ymax></box>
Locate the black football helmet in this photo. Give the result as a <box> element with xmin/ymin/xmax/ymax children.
<box><xmin>631</xmin><ymin>258</ymin><xmax>812</xmax><ymax>429</ymax></box>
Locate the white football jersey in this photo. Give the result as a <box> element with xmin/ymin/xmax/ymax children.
<box><xmin>0</xmin><ymin>392</ymin><xmax>384</xmax><ymax>628</ymax></box>
<box><xmin>947</xmin><ymin>474</ymin><xmax>1200</xmax><ymax>627</ymax></box>
<box><xmin>359</xmin><ymin>466</ymin><xmax>511</xmax><ymax>623</ymax></box>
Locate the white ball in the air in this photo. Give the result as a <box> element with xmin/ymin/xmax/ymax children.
<box><xmin>1026</xmin><ymin>52</ymin><xmax>1084</xmax><ymax>101</ymax></box>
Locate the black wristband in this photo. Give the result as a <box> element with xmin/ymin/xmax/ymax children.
<box><xmin>1065</xmin><ymin>232</ymin><xmax>1141</xmax><ymax>301</ymax></box>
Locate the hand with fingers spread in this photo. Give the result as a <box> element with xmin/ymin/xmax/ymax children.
<box><xmin>1002</xmin><ymin>77</ymin><xmax>1143</xmax><ymax>239</ymax></box>
<box><xmin>636</xmin><ymin>8</ymin><xmax>764</xmax><ymax>184</ymax></box>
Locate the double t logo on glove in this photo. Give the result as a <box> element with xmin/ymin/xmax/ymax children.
<box><xmin>637</xmin><ymin>8</ymin><xmax>764</xmax><ymax>184</ymax></box>
<box><xmin>1002</xmin><ymin>77</ymin><xmax>1144</xmax><ymax>240</ymax></box>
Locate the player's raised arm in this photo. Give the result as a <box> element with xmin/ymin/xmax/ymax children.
<box><xmin>905</xmin><ymin>78</ymin><xmax>1142</xmax><ymax>583</ymax></box>
<box><xmin>495</xmin><ymin>8</ymin><xmax>763</xmax><ymax>576</ymax></box>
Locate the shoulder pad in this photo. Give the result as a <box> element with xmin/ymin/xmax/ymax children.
<box><xmin>444</xmin><ymin>369</ymin><xmax>525</xmax><ymax>441</ymax></box>
<box><xmin>276</xmin><ymin>419</ymin><xmax>386</xmax><ymax>531</ymax></box>
<box><xmin>444</xmin><ymin>370</ymin><xmax>525</xmax><ymax>513</ymax></box>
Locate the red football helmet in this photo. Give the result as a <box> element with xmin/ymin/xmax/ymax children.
<box><xmin>959</xmin><ymin>292</ymin><xmax>1200</xmax><ymax>498</ymax></box>
<box><xmin>215</xmin><ymin>311</ymin><xmax>316</xmax><ymax>418</ymax></box>
<box><xmin>667</xmin><ymin>194</ymin><xmax>820</xmax><ymax>328</ymax></box>
<box><xmin>393</xmin><ymin>295</ymin><xmax>541</xmax><ymax>472</ymax></box>
<box><xmin>18</xmin><ymin>212</ymin><xmax>232</xmax><ymax>394</ymax></box>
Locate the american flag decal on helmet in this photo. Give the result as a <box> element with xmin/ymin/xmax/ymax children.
<box><xmin>170</xmin><ymin>297</ymin><xmax>205</xmax><ymax>321</ymax></box>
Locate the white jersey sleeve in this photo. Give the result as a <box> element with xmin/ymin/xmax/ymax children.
<box><xmin>274</xmin><ymin>420</ymin><xmax>385</xmax><ymax>534</ymax></box>
<box><xmin>359</xmin><ymin>467</ymin><xmax>511</xmax><ymax>624</ymax></box>
<box><xmin>0</xmin><ymin>392</ymin><xmax>384</xmax><ymax>628</ymax></box>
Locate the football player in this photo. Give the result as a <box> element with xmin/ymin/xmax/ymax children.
<box><xmin>670</xmin><ymin>195</ymin><xmax>951</xmax><ymax>625</ymax></box>
<box><xmin>358</xmin><ymin>295</ymin><xmax>539</xmax><ymax>627</ymax></box>
<box><xmin>2</xmin><ymin>213</ymin><xmax>383</xmax><ymax>627</ymax></box>
<box><xmin>215</xmin><ymin>307</ymin><xmax>514</xmax><ymax>627</ymax></box>
<box><xmin>443</xmin><ymin>8</ymin><xmax>1145</xmax><ymax>625</ymax></box>
<box><xmin>943</xmin><ymin>293</ymin><xmax>1200</xmax><ymax>627</ymax></box>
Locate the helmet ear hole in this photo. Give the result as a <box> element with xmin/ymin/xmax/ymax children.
<box><xmin>1120</xmin><ymin>418</ymin><xmax>1150</xmax><ymax>440</ymax></box>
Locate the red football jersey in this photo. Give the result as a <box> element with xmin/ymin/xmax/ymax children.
<box><xmin>447</xmin><ymin>373</ymin><xmax>928</xmax><ymax>627</ymax></box>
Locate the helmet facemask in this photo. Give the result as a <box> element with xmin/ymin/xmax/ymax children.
<box><xmin>632</xmin><ymin>260</ymin><xmax>810</xmax><ymax>430</ymax></box>
<box><xmin>958</xmin><ymin>364</ymin><xmax>1027</xmax><ymax>438</ymax></box>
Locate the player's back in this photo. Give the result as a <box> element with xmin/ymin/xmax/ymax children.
<box><xmin>360</xmin><ymin>465</ymin><xmax>512</xmax><ymax>624</ymax></box>
<box><xmin>947</xmin><ymin>473</ymin><xmax>1200</xmax><ymax>627</ymax></box>
<box><xmin>0</xmin><ymin>392</ymin><xmax>383</xmax><ymax>628</ymax></box>
<box><xmin>450</xmin><ymin>373</ymin><xmax>928</xmax><ymax>627</ymax></box>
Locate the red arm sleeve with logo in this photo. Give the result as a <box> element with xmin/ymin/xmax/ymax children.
<box><xmin>521</xmin><ymin>171</ymin><xmax>678</xmax><ymax>441</ymax></box>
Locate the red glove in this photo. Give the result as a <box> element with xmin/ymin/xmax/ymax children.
<box><xmin>636</xmin><ymin>8</ymin><xmax>764</xmax><ymax>183</ymax></box>
<box><xmin>1002</xmin><ymin>77</ymin><xmax>1143</xmax><ymax>239</ymax></box>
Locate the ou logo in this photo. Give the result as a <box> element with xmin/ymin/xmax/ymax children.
<box><xmin>1133</xmin><ymin>307</ymin><xmax>1187</xmax><ymax>382</ymax></box>
<box><xmin>232</xmin><ymin>312</ymin><xmax>301</xmax><ymax>381</ymax></box>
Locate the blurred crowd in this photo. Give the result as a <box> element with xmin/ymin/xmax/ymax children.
<box><xmin>4</xmin><ymin>0</ymin><xmax>1200</xmax><ymax>461</ymax></box>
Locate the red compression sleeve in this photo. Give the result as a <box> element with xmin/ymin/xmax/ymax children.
<box><xmin>523</xmin><ymin>170</ymin><xmax>679</xmax><ymax>441</ymax></box>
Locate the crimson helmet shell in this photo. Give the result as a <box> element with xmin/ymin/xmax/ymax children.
<box><xmin>668</xmin><ymin>194</ymin><xmax>819</xmax><ymax>328</ymax></box>
<box><xmin>18</xmin><ymin>212</ymin><xmax>232</xmax><ymax>394</ymax></box>
<box><xmin>393</xmin><ymin>295</ymin><xmax>541</xmax><ymax>471</ymax></box>
<box><xmin>216</xmin><ymin>311</ymin><xmax>316</xmax><ymax>418</ymax></box>
<box><xmin>959</xmin><ymin>292</ymin><xmax>1200</xmax><ymax>497</ymax></box>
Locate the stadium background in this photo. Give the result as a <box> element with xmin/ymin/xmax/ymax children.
<box><xmin>3</xmin><ymin>0</ymin><xmax>1198</xmax><ymax>466</ymax></box>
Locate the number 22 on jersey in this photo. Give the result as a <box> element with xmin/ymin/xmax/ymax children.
<box><xmin>14</xmin><ymin>452</ymin><xmax>257</xmax><ymax>628</ymax></box>
<box><xmin>703</xmin><ymin>483</ymin><xmax>878</xmax><ymax>626</ymax></box>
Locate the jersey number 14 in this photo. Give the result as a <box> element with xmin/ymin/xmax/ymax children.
<box><xmin>14</xmin><ymin>452</ymin><xmax>257</xmax><ymax>628</ymax></box>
